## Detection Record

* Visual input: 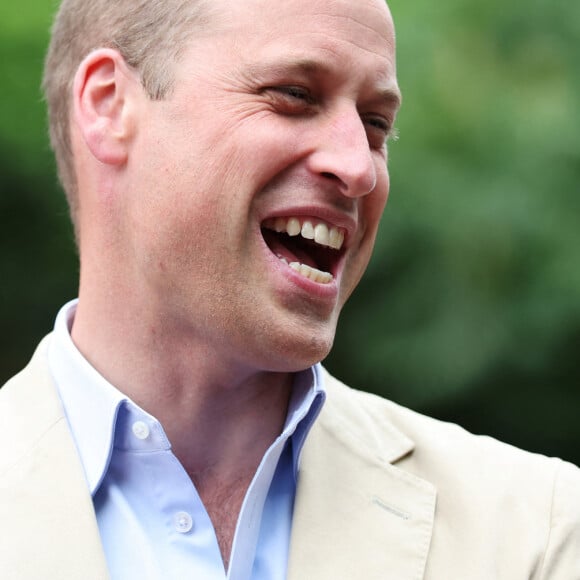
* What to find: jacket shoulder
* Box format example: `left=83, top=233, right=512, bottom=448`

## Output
left=320, top=369, right=580, bottom=579
left=321, top=367, right=578, bottom=475
left=0, top=336, right=63, bottom=473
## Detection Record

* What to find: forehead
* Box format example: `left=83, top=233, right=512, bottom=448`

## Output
left=192, top=0, right=398, bottom=96
left=224, top=0, right=395, bottom=37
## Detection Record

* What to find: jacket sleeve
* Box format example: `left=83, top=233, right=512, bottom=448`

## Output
left=539, top=459, right=580, bottom=580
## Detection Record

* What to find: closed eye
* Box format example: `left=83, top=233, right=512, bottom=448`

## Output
left=274, top=85, right=314, bottom=102
left=365, top=116, right=390, bottom=132
left=363, top=114, right=395, bottom=149
left=262, top=85, right=317, bottom=116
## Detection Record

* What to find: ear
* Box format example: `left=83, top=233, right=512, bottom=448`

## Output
left=73, top=48, right=139, bottom=166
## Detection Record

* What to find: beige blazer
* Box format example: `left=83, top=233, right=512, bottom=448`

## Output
left=1, top=337, right=579, bottom=579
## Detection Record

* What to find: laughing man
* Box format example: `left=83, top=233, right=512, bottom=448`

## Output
left=1, top=0, right=579, bottom=578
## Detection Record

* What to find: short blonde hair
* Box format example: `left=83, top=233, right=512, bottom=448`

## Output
left=43, top=0, right=211, bottom=230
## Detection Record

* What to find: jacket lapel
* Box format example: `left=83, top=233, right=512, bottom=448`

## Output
left=288, top=372, right=436, bottom=580
left=0, top=337, right=110, bottom=580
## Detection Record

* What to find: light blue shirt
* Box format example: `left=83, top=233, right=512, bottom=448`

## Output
left=48, top=300, right=325, bottom=580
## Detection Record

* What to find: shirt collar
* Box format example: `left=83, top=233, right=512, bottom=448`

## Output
left=48, top=299, right=326, bottom=494
left=285, top=364, right=325, bottom=480
left=48, top=299, right=129, bottom=494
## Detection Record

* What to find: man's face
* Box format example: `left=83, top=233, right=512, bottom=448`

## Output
left=122, top=0, right=400, bottom=373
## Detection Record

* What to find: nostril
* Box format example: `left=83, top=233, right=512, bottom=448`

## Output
left=320, top=171, right=348, bottom=191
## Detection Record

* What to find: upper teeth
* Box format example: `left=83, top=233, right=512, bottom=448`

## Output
left=265, top=217, right=345, bottom=250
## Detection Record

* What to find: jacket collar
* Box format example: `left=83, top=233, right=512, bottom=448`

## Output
left=288, top=370, right=436, bottom=580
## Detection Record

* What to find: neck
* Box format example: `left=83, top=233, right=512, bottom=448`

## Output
left=70, top=294, right=295, bottom=481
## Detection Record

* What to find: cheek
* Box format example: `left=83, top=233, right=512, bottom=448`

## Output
left=338, top=197, right=388, bottom=305
left=363, top=167, right=390, bottom=236
left=238, top=117, right=314, bottom=187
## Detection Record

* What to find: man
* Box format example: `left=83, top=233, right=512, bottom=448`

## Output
left=1, top=0, right=579, bottom=578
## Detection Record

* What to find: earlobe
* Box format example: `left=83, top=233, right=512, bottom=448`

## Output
left=73, top=48, right=137, bottom=166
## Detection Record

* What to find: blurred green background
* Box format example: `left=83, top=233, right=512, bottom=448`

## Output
left=1, top=0, right=579, bottom=464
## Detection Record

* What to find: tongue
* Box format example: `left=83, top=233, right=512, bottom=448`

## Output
left=262, top=230, right=318, bottom=269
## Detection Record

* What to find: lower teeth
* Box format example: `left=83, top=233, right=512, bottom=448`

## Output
left=277, top=255, right=333, bottom=284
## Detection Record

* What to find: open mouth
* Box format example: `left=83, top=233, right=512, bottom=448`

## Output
left=261, top=217, right=346, bottom=285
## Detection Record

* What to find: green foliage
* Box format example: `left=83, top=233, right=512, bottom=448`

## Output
left=328, top=0, right=580, bottom=461
left=1, top=0, right=579, bottom=463
left=0, top=1, right=78, bottom=379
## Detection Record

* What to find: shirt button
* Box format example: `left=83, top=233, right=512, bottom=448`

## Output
left=132, top=420, right=150, bottom=440
left=174, top=511, right=193, bottom=533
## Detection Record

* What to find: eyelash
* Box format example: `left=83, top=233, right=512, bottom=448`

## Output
left=265, top=85, right=316, bottom=110
left=364, top=116, right=397, bottom=145
left=276, top=85, right=313, bottom=102
left=364, top=116, right=391, bottom=137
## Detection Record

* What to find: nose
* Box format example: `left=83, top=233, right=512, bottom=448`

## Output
left=307, top=106, right=377, bottom=198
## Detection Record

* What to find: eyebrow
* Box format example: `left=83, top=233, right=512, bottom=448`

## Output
left=245, top=58, right=331, bottom=85
left=246, top=58, right=402, bottom=110
left=373, top=86, right=402, bottom=112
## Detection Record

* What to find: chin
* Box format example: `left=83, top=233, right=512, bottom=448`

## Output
left=256, top=323, right=337, bottom=373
